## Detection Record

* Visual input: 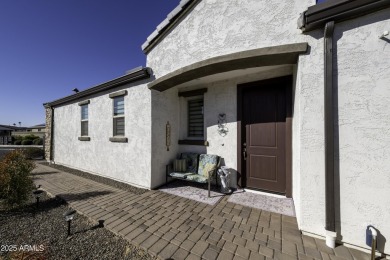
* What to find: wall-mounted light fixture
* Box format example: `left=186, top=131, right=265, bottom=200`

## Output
left=166, top=121, right=171, bottom=151
left=217, top=113, right=228, bottom=137
left=379, top=30, right=389, bottom=39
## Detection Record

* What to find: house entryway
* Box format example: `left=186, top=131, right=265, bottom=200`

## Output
left=238, top=76, right=292, bottom=197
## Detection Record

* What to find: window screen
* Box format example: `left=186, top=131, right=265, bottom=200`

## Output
left=81, top=104, right=88, bottom=136
left=188, top=98, right=204, bottom=137
left=113, top=96, right=125, bottom=136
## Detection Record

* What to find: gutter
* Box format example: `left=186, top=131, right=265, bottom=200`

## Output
left=43, top=66, right=150, bottom=163
left=298, top=0, right=390, bottom=32
left=43, top=67, right=150, bottom=108
left=50, top=107, right=54, bottom=162
left=298, top=0, right=390, bottom=248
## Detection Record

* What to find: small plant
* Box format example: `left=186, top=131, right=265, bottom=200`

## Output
left=21, top=140, right=33, bottom=145
left=14, top=140, right=22, bottom=145
left=33, top=138, right=43, bottom=145
left=23, top=147, right=44, bottom=159
left=0, top=150, right=35, bottom=208
left=23, top=134, right=39, bottom=141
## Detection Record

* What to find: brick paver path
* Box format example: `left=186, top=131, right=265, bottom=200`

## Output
left=33, top=163, right=370, bottom=260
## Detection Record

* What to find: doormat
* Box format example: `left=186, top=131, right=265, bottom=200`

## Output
left=159, top=180, right=224, bottom=206
left=227, top=191, right=295, bottom=216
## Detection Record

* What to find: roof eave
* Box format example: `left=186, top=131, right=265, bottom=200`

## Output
left=298, top=0, right=390, bottom=32
left=148, top=43, right=309, bottom=92
left=141, top=0, right=200, bottom=54
left=43, top=67, right=151, bottom=108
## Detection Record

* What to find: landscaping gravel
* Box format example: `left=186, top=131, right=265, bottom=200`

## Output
left=0, top=192, right=155, bottom=260
left=0, top=148, right=13, bottom=160
left=39, top=162, right=147, bottom=195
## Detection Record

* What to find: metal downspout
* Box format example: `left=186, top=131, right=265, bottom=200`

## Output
left=324, top=21, right=337, bottom=248
left=50, top=107, right=54, bottom=163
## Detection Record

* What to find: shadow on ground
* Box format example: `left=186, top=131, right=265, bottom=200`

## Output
left=32, top=171, right=60, bottom=176
left=0, top=196, right=66, bottom=217
left=73, top=220, right=105, bottom=235
left=56, top=191, right=113, bottom=202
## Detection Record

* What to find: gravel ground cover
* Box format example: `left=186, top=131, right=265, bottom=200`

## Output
left=0, top=149, right=13, bottom=160
left=39, top=162, right=146, bottom=195
left=0, top=192, right=155, bottom=260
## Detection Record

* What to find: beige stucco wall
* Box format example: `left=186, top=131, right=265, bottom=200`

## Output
left=53, top=80, right=152, bottom=189
left=146, top=0, right=390, bottom=253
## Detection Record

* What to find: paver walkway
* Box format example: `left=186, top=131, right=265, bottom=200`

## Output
left=33, top=163, right=370, bottom=260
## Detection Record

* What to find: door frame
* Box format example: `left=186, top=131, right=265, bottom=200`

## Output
left=237, top=75, right=293, bottom=198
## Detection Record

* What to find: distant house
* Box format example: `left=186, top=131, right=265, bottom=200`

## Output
left=0, top=125, right=14, bottom=144
left=28, top=123, right=46, bottom=133
left=11, top=124, right=45, bottom=138
left=0, top=124, right=29, bottom=144
left=0, top=125, right=14, bottom=137
left=44, top=0, right=390, bottom=255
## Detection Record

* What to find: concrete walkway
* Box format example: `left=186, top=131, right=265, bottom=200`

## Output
left=33, top=163, right=369, bottom=260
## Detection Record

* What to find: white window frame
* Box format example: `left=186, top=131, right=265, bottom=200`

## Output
left=81, top=104, right=88, bottom=136
left=113, top=96, right=125, bottom=136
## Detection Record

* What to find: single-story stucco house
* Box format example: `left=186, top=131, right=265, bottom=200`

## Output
left=43, top=0, right=390, bottom=255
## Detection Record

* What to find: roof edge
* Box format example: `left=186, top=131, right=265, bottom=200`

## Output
left=141, top=0, right=200, bottom=54
left=148, top=43, right=308, bottom=92
left=44, top=67, right=151, bottom=108
left=298, top=0, right=390, bottom=32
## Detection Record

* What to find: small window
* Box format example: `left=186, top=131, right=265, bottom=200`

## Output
left=81, top=104, right=88, bottom=136
left=113, top=96, right=125, bottom=136
left=188, top=98, right=204, bottom=137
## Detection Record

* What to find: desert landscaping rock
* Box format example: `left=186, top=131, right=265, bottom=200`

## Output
left=0, top=193, right=155, bottom=260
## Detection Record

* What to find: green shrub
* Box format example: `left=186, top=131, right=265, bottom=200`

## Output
left=23, top=147, right=44, bottom=159
left=0, top=150, right=35, bottom=207
left=33, top=138, right=43, bottom=145
left=21, top=140, right=33, bottom=145
left=13, top=136, right=23, bottom=141
left=14, top=140, right=22, bottom=145
left=23, top=134, right=39, bottom=141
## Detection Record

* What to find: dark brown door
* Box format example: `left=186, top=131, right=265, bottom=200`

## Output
left=238, top=76, right=291, bottom=194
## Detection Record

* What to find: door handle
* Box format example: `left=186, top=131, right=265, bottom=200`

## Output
left=243, top=143, right=247, bottom=160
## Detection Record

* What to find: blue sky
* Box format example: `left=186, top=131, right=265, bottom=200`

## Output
left=0, top=0, right=180, bottom=127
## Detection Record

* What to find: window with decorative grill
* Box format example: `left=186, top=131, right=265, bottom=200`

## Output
left=188, top=98, right=204, bottom=137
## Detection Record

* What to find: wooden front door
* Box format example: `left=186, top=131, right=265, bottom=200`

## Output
left=238, top=76, right=292, bottom=195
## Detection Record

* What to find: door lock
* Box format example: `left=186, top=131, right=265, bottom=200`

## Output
left=243, top=142, right=247, bottom=160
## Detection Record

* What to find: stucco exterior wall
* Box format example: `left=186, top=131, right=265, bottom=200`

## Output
left=333, top=10, right=390, bottom=253
left=146, top=0, right=390, bottom=254
left=53, top=81, right=152, bottom=189
left=150, top=88, right=180, bottom=189
left=147, top=0, right=314, bottom=77
left=146, top=0, right=326, bottom=242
